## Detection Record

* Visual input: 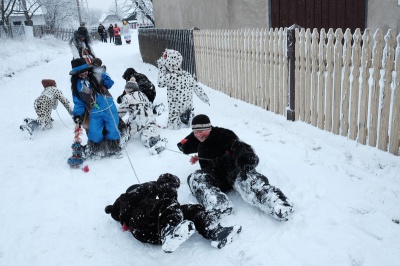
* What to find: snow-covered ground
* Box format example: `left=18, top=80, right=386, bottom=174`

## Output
left=1, top=31, right=399, bottom=266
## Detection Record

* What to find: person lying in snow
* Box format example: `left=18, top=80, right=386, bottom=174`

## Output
left=157, top=49, right=209, bottom=130
left=117, top=77, right=168, bottom=154
left=105, top=173, right=242, bottom=253
left=20, top=79, right=72, bottom=140
left=177, top=114, right=294, bottom=221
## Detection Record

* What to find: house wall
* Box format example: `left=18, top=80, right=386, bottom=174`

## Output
left=153, top=0, right=400, bottom=33
left=153, top=0, right=269, bottom=29
left=9, top=14, right=45, bottom=26
left=367, top=0, right=400, bottom=33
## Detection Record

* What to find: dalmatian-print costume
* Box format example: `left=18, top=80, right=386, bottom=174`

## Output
left=118, top=81, right=167, bottom=155
left=20, top=79, right=72, bottom=139
left=157, top=49, right=209, bottom=130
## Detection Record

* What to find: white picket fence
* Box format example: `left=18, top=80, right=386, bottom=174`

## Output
left=193, top=28, right=400, bottom=156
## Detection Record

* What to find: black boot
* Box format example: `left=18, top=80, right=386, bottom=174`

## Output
left=210, top=224, right=242, bottom=249
left=106, top=139, right=123, bottom=159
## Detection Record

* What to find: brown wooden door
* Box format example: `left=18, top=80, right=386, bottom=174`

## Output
left=271, top=0, right=366, bottom=32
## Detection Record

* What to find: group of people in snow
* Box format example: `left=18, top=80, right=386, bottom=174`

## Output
left=19, top=32, right=294, bottom=252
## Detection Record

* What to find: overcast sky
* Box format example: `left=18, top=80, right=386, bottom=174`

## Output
left=85, top=0, right=115, bottom=13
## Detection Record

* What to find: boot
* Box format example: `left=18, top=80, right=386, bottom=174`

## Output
left=262, top=186, right=294, bottom=221
left=161, top=220, right=195, bottom=253
left=179, top=108, right=194, bottom=126
left=149, top=138, right=168, bottom=155
left=234, top=170, right=294, bottom=221
left=84, top=141, right=106, bottom=160
left=153, top=103, right=165, bottom=116
left=106, top=139, right=123, bottom=159
left=20, top=120, right=39, bottom=140
left=210, top=224, right=242, bottom=249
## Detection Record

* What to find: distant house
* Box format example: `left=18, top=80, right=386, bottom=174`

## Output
left=7, top=9, right=45, bottom=26
left=101, top=14, right=120, bottom=26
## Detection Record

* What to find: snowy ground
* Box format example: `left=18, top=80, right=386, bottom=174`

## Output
left=1, top=31, right=400, bottom=266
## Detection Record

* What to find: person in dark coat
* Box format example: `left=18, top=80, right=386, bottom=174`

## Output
left=69, top=26, right=95, bottom=60
left=105, top=173, right=242, bottom=253
left=97, top=23, right=107, bottom=43
left=107, top=24, right=114, bottom=43
left=118, top=67, right=157, bottom=103
left=177, top=114, right=294, bottom=221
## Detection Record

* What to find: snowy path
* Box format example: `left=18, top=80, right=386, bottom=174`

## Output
left=0, top=31, right=399, bottom=266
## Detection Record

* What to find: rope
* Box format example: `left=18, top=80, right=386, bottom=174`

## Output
left=55, top=109, right=70, bottom=129
left=101, top=93, right=141, bottom=184
left=164, top=148, right=214, bottom=161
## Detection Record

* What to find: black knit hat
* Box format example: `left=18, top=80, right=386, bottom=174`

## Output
left=157, top=173, right=180, bottom=189
left=69, top=58, right=92, bottom=75
left=192, top=114, right=211, bottom=131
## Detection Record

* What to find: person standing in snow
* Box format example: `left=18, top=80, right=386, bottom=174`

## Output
left=105, top=173, right=242, bottom=253
left=177, top=114, right=294, bottom=221
left=107, top=24, right=114, bottom=43
left=69, top=58, right=121, bottom=159
left=117, top=77, right=168, bottom=154
left=20, top=79, right=72, bottom=139
left=69, top=26, right=96, bottom=61
left=113, top=23, right=122, bottom=45
left=122, top=20, right=131, bottom=44
left=157, top=49, right=210, bottom=129
left=97, top=23, right=107, bottom=43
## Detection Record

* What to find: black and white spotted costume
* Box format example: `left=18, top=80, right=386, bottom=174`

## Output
left=20, top=79, right=72, bottom=139
left=118, top=80, right=167, bottom=155
left=157, top=49, right=209, bottom=130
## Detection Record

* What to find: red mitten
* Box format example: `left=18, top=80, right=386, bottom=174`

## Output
left=190, top=155, right=199, bottom=165
left=122, top=223, right=130, bottom=231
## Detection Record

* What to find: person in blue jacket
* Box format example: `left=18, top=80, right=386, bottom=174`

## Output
left=69, top=58, right=122, bottom=159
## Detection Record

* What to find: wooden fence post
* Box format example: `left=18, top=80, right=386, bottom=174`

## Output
left=378, top=29, right=395, bottom=151
left=333, top=28, right=344, bottom=135
left=349, top=29, right=362, bottom=140
left=317, top=29, right=327, bottom=130
left=369, top=29, right=383, bottom=147
left=310, top=28, right=319, bottom=126
left=389, top=33, right=400, bottom=155
left=325, top=29, right=335, bottom=132
left=358, top=29, right=372, bottom=145
left=341, top=28, right=352, bottom=136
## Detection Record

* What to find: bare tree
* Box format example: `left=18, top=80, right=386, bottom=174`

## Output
left=18, top=0, right=42, bottom=26
left=39, top=0, right=77, bottom=29
left=133, top=0, right=153, bottom=25
left=1, top=0, right=18, bottom=35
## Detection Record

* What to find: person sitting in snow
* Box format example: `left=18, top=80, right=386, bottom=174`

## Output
left=20, top=79, right=72, bottom=139
left=105, top=173, right=242, bottom=253
left=117, top=77, right=167, bottom=154
left=118, top=67, right=156, bottom=103
left=177, top=114, right=294, bottom=221
left=118, top=67, right=165, bottom=118
left=69, top=26, right=96, bottom=63
left=69, top=58, right=122, bottom=159
left=157, top=49, right=210, bottom=129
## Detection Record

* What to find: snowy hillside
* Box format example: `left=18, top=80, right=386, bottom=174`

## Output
left=0, top=31, right=399, bottom=266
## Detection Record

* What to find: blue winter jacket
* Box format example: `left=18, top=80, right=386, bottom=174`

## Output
left=72, top=73, right=115, bottom=117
